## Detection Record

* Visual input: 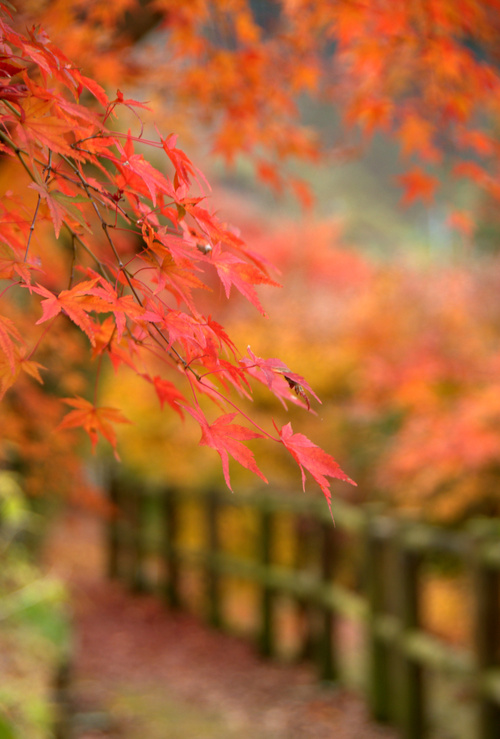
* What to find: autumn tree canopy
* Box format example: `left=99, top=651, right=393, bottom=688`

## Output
left=2, top=0, right=500, bottom=511
left=21, top=0, right=500, bottom=204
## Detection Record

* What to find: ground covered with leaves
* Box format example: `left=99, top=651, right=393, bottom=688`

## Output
left=45, top=511, right=398, bottom=739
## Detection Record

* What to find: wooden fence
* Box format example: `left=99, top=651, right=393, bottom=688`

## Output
left=106, top=477, right=500, bottom=739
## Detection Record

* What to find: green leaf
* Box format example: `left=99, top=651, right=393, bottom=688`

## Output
left=0, top=713, right=18, bottom=739
left=0, top=472, right=27, bottom=527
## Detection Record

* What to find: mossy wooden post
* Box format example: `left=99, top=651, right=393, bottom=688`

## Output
left=162, top=487, right=180, bottom=609
left=471, top=524, right=500, bottom=739
left=52, top=657, right=72, bottom=739
left=317, top=519, right=338, bottom=682
left=106, top=474, right=121, bottom=580
left=206, top=489, right=223, bottom=629
left=294, top=514, right=316, bottom=661
left=120, top=482, right=136, bottom=587
left=396, top=529, right=424, bottom=739
left=259, top=502, right=275, bottom=657
left=366, top=512, right=392, bottom=723
left=131, top=486, right=147, bottom=593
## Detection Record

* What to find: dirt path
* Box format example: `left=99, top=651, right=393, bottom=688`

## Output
left=45, top=511, right=399, bottom=739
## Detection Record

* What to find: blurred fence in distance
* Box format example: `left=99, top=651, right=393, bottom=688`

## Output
left=106, top=476, right=500, bottom=739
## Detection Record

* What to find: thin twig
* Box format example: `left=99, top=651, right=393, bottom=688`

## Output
left=67, top=232, right=76, bottom=289
left=24, top=193, right=41, bottom=262
left=24, top=151, right=52, bottom=262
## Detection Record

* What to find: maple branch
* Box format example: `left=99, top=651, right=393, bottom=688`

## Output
left=66, top=160, right=137, bottom=277
left=93, top=352, right=104, bottom=407
left=53, top=156, right=140, bottom=295
left=62, top=224, right=112, bottom=282
left=24, top=193, right=41, bottom=262
left=0, top=282, right=19, bottom=301
left=68, top=232, right=76, bottom=289
left=151, top=332, right=202, bottom=380
left=24, top=151, right=52, bottom=262
left=56, top=167, right=131, bottom=222
left=0, top=128, right=39, bottom=189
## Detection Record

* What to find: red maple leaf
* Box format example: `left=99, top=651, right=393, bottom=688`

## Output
left=161, top=132, right=209, bottom=193
left=240, top=346, right=321, bottom=410
left=141, top=374, right=186, bottom=418
left=452, top=161, right=488, bottom=186
left=185, top=406, right=267, bottom=491
left=114, top=133, right=175, bottom=206
left=277, top=422, right=356, bottom=515
left=73, top=70, right=109, bottom=107
left=211, top=244, right=281, bottom=315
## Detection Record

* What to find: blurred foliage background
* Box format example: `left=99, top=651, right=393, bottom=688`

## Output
left=3, top=3, right=500, bottom=735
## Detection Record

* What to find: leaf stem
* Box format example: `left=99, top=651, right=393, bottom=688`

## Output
left=26, top=317, right=58, bottom=361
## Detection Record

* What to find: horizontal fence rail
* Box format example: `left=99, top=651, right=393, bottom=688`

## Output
left=106, top=477, right=500, bottom=739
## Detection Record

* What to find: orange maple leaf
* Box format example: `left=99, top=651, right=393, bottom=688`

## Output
left=31, top=280, right=112, bottom=345
left=397, top=167, right=439, bottom=205
left=398, top=114, right=439, bottom=161
left=0, top=313, right=24, bottom=373
left=58, top=396, right=130, bottom=459
left=14, top=95, right=78, bottom=159
left=447, top=210, right=474, bottom=237
left=29, top=182, right=92, bottom=238
left=0, top=242, right=40, bottom=283
left=185, top=406, right=267, bottom=491
left=0, top=347, right=44, bottom=400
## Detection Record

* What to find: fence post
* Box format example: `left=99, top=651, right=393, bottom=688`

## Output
left=396, top=527, right=424, bottom=739
left=294, top=514, right=316, bottom=661
left=106, top=475, right=121, bottom=580
left=470, top=522, right=500, bottom=739
left=130, top=486, right=147, bottom=593
left=316, top=520, right=338, bottom=682
left=206, top=489, right=223, bottom=629
left=52, top=656, right=73, bottom=739
left=162, top=487, right=180, bottom=609
left=119, top=482, right=136, bottom=587
left=365, top=511, right=392, bottom=723
left=259, top=502, right=275, bottom=657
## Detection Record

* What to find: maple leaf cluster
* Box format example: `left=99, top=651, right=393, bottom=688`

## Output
left=0, top=4, right=353, bottom=512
